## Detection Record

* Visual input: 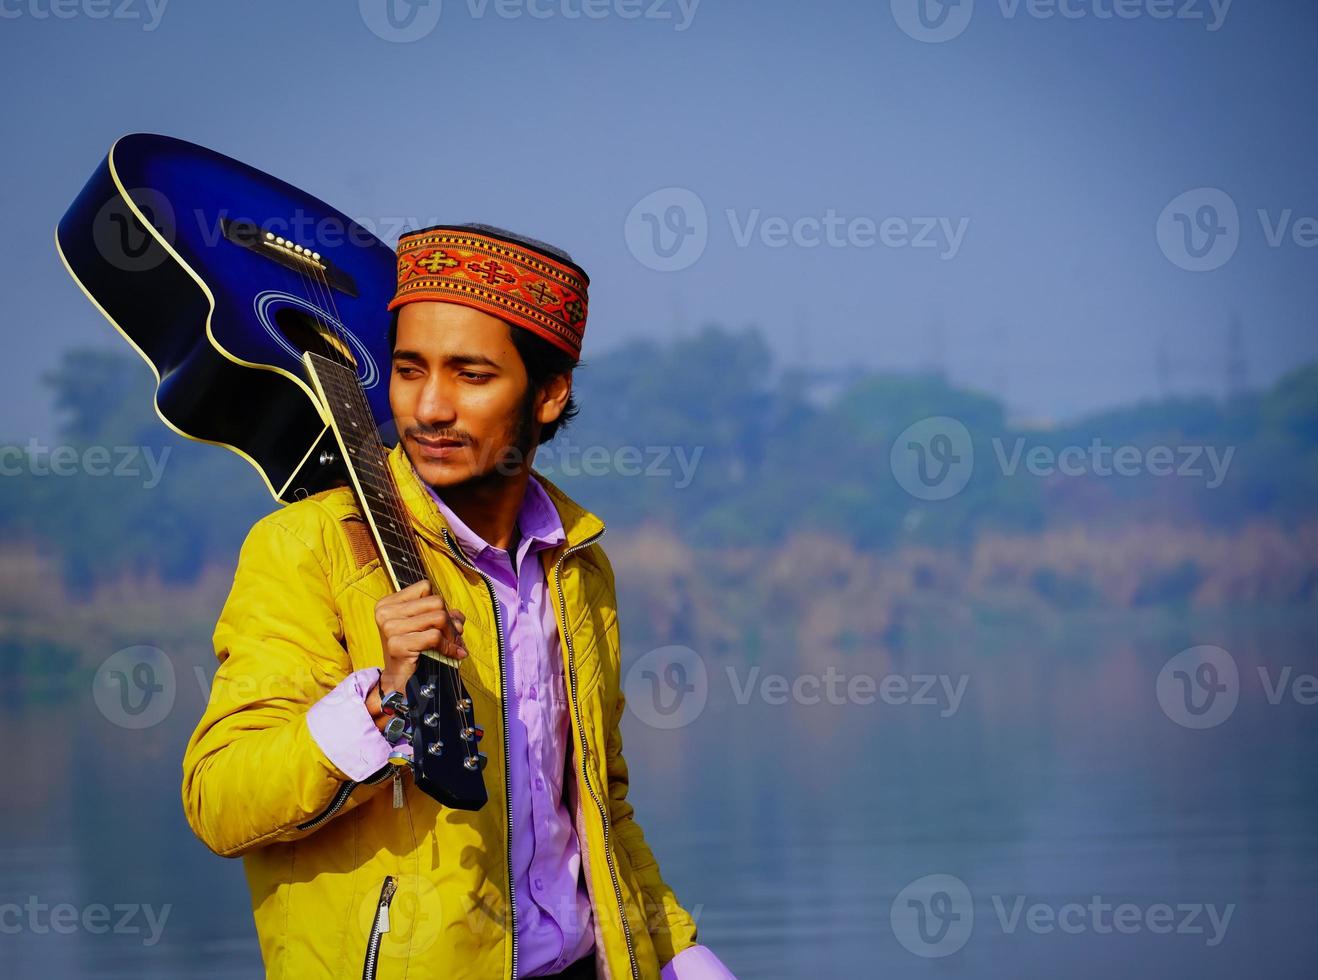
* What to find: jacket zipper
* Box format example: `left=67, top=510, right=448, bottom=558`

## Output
left=296, top=762, right=396, bottom=833
left=361, top=875, right=398, bottom=980
left=442, top=528, right=519, bottom=980
left=553, top=526, right=641, bottom=980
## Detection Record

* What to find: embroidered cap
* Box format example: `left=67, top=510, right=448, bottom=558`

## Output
left=389, top=224, right=590, bottom=362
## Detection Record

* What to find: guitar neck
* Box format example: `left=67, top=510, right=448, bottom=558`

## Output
left=302, top=350, right=431, bottom=592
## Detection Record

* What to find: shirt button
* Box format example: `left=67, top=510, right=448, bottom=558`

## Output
left=529, top=686, right=537, bottom=700
left=535, top=777, right=544, bottom=790
left=534, top=878, right=543, bottom=890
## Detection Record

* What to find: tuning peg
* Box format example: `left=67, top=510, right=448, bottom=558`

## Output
left=464, top=752, right=488, bottom=772
left=461, top=725, right=484, bottom=742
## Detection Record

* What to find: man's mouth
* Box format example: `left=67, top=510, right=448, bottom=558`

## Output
left=413, top=436, right=466, bottom=449
left=412, top=435, right=468, bottom=460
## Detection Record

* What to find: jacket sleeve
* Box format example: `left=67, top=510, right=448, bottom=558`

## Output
left=596, top=549, right=701, bottom=966
left=181, top=513, right=388, bottom=858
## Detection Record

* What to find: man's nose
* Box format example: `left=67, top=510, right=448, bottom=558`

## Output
left=414, top=377, right=457, bottom=426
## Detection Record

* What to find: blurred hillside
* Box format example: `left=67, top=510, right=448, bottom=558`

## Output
left=2, top=329, right=1316, bottom=704
left=1, top=325, right=1316, bottom=599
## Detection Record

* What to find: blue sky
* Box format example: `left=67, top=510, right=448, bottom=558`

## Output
left=4, top=0, right=1315, bottom=439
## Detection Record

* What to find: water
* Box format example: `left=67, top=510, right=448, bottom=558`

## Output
left=2, top=607, right=1314, bottom=978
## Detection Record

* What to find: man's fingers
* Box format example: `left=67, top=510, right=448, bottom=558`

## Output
left=375, top=581, right=466, bottom=662
left=383, top=591, right=443, bottom=612
left=376, top=584, right=427, bottom=626
left=378, top=581, right=437, bottom=610
left=394, top=597, right=450, bottom=618
left=377, top=596, right=446, bottom=627
left=388, top=610, right=452, bottom=636
left=385, top=603, right=464, bottom=632
left=398, top=629, right=468, bottom=660
left=407, top=628, right=443, bottom=651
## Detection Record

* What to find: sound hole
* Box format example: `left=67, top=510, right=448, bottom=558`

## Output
left=274, top=307, right=357, bottom=367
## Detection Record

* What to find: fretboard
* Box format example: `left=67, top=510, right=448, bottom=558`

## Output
left=304, top=351, right=429, bottom=591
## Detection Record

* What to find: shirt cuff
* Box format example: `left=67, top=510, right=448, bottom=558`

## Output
left=305, top=666, right=395, bottom=782
left=661, top=944, right=738, bottom=979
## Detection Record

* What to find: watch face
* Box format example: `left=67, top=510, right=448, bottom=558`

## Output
left=384, top=716, right=408, bottom=744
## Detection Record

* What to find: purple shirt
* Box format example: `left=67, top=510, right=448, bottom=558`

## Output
left=305, top=471, right=737, bottom=979
left=424, top=474, right=595, bottom=976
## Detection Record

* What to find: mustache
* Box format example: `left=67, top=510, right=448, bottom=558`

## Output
left=406, top=426, right=471, bottom=445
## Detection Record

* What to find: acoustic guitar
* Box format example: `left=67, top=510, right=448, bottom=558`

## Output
left=56, top=133, right=488, bottom=810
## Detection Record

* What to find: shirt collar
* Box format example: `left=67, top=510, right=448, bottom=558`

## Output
left=420, top=471, right=566, bottom=564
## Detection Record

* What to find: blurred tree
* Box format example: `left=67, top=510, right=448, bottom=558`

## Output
left=3, top=339, right=1316, bottom=590
left=1, top=348, right=270, bottom=593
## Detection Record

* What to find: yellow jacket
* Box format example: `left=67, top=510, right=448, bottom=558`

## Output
left=181, top=442, right=699, bottom=979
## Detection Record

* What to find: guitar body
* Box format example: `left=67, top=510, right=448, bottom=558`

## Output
left=55, top=132, right=396, bottom=502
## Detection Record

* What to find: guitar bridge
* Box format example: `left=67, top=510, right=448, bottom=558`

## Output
left=221, top=218, right=359, bottom=297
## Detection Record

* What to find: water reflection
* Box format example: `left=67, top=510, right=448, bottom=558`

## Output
left=1, top=609, right=1314, bottom=977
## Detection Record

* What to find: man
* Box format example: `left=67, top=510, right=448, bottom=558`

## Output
left=181, top=225, right=735, bottom=980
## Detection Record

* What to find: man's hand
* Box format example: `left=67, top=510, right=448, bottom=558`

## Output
left=367, top=580, right=467, bottom=723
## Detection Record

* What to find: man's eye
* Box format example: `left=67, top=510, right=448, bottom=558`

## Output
left=394, top=366, right=421, bottom=378
left=460, top=372, right=491, bottom=381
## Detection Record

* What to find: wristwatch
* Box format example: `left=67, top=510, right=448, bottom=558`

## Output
left=368, top=675, right=408, bottom=717
left=382, top=714, right=409, bottom=745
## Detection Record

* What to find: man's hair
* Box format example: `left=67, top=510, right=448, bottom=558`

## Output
left=388, top=223, right=581, bottom=445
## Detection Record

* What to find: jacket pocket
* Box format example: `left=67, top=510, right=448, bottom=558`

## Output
left=361, top=875, right=398, bottom=980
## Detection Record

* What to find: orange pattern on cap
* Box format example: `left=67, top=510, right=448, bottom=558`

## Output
left=389, top=227, right=589, bottom=361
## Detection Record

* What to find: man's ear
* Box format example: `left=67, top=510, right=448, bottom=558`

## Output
left=535, top=372, right=572, bottom=426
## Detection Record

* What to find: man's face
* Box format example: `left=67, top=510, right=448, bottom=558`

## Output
left=390, top=301, right=543, bottom=489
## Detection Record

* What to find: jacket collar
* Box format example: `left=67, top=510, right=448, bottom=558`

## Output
left=386, top=441, right=606, bottom=556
